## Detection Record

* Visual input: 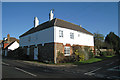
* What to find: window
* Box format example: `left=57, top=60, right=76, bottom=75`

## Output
left=78, top=34, right=80, bottom=37
left=70, top=32, right=74, bottom=39
left=28, top=36, right=31, bottom=42
left=64, top=46, right=70, bottom=56
left=59, top=30, right=63, bottom=37
left=36, top=35, right=38, bottom=40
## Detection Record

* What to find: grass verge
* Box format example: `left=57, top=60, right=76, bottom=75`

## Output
left=73, top=58, right=102, bottom=65
left=105, top=55, right=115, bottom=58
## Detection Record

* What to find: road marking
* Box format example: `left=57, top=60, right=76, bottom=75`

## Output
left=84, top=72, right=95, bottom=75
left=2, top=62, right=9, bottom=66
left=84, top=67, right=102, bottom=76
left=15, top=67, right=37, bottom=77
left=86, top=67, right=102, bottom=73
left=106, top=62, right=114, bottom=65
left=108, top=65, right=120, bottom=71
left=107, top=76, right=120, bottom=79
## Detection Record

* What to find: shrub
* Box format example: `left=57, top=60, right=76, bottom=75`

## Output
left=100, top=50, right=115, bottom=57
left=89, top=50, right=94, bottom=59
left=56, top=51, right=64, bottom=63
left=57, top=51, right=75, bottom=63
left=74, top=48, right=85, bottom=61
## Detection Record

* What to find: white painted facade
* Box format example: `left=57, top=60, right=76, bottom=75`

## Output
left=8, top=41, right=19, bottom=51
left=20, top=26, right=94, bottom=47
left=20, top=27, right=54, bottom=47
left=54, top=26, right=94, bottom=46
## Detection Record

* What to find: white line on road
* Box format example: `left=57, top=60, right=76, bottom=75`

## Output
left=106, top=62, right=114, bottom=65
left=2, top=62, right=9, bottom=66
left=87, top=67, right=102, bottom=73
left=84, top=67, right=102, bottom=75
left=84, top=72, right=95, bottom=75
left=15, top=67, right=37, bottom=77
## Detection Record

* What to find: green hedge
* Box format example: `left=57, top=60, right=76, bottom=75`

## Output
left=100, top=51, right=115, bottom=57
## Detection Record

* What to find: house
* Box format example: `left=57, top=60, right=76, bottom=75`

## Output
left=19, top=10, right=94, bottom=63
left=2, top=34, right=19, bottom=56
left=0, top=40, right=2, bottom=55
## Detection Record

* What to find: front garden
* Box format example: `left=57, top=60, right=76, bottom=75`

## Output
left=6, top=46, right=117, bottom=65
left=56, top=46, right=117, bottom=65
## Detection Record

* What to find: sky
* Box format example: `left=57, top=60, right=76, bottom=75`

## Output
left=2, top=2, right=118, bottom=40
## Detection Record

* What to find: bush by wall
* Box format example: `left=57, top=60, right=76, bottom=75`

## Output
left=100, top=50, right=115, bottom=57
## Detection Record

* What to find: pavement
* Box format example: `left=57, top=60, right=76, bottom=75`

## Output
left=2, top=55, right=120, bottom=79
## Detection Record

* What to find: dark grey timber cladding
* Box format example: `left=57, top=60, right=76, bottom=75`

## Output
left=38, top=43, right=54, bottom=63
left=37, top=44, right=42, bottom=61
left=23, top=46, right=28, bottom=55
left=29, top=45, right=34, bottom=60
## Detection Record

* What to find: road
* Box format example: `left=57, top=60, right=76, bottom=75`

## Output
left=2, top=55, right=120, bottom=79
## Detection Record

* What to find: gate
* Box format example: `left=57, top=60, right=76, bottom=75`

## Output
left=34, top=47, right=38, bottom=60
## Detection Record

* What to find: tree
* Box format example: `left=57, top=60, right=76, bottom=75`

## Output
left=94, top=33, right=104, bottom=54
left=105, top=32, right=120, bottom=54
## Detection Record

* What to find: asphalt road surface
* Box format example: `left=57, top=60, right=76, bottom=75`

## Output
left=2, top=55, right=120, bottom=79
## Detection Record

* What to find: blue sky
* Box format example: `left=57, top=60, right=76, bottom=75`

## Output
left=2, top=2, right=118, bottom=39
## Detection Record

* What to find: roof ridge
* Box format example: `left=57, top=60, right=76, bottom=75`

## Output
left=54, top=18, right=57, bottom=25
left=56, top=18, right=81, bottom=27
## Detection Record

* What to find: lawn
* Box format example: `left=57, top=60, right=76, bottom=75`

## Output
left=73, top=58, right=102, bottom=65
left=79, top=58, right=102, bottom=63
left=105, top=55, right=115, bottom=58
left=23, top=55, right=116, bottom=65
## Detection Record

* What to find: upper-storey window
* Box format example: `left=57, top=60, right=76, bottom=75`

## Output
left=78, top=34, right=80, bottom=37
left=70, top=32, right=74, bottom=39
left=59, top=30, right=63, bottom=37
left=28, top=36, right=31, bottom=42
left=36, top=35, right=38, bottom=40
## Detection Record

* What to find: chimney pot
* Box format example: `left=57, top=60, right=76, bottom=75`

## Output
left=7, top=34, right=10, bottom=42
left=49, top=9, right=54, bottom=21
left=34, top=17, right=39, bottom=27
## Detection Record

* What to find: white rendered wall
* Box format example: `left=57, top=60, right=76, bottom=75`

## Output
left=54, top=26, right=94, bottom=46
left=20, top=27, right=54, bottom=47
left=8, top=41, right=19, bottom=51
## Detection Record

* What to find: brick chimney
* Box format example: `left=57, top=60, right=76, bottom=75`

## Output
left=7, top=34, right=10, bottom=42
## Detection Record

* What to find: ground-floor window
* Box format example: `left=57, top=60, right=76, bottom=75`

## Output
left=64, top=46, right=70, bottom=56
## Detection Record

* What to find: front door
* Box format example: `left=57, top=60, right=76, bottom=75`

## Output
left=34, top=47, right=38, bottom=60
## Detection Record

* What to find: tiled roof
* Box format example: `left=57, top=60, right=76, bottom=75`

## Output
left=19, top=18, right=93, bottom=37
left=4, top=37, right=19, bottom=43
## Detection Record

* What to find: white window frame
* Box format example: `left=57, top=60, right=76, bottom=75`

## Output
left=64, top=46, right=70, bottom=56
left=59, top=30, right=63, bottom=37
left=70, top=32, right=74, bottom=39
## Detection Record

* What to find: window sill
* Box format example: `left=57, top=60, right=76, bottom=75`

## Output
left=64, top=54, right=70, bottom=56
